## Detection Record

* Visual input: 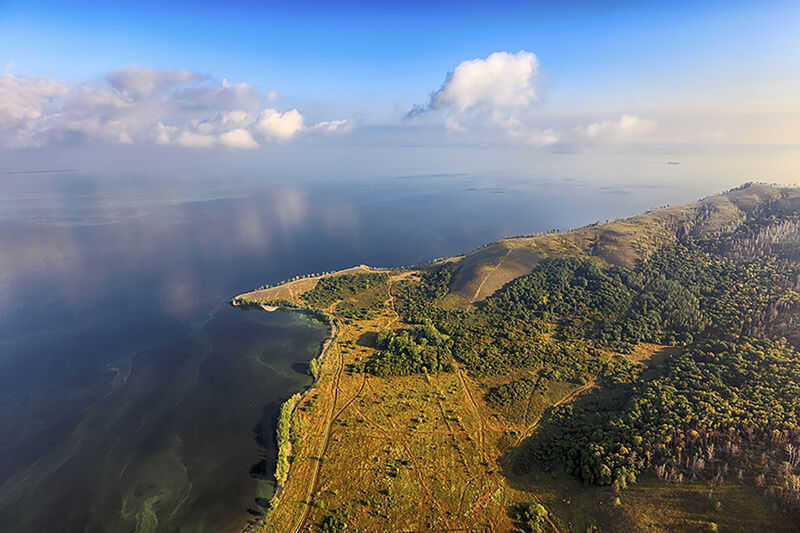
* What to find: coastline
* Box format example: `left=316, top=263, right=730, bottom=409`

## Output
left=275, top=317, right=337, bottom=493
left=235, top=302, right=338, bottom=532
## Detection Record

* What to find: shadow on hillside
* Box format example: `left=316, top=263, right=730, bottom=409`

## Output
left=497, top=384, right=638, bottom=530
left=498, top=384, right=605, bottom=493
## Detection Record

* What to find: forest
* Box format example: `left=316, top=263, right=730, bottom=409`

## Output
left=373, top=200, right=800, bottom=514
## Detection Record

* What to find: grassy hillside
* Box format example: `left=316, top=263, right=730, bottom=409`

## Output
left=445, top=182, right=796, bottom=308
left=234, top=183, right=800, bottom=533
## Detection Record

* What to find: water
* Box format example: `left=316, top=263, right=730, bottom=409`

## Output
left=0, top=155, right=771, bottom=532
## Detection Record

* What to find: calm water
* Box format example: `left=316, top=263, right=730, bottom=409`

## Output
left=0, top=161, right=742, bottom=532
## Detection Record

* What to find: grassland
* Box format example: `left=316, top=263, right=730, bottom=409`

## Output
left=247, top=277, right=601, bottom=532
left=234, top=183, right=800, bottom=532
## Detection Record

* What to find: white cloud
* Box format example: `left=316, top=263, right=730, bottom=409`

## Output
left=173, top=78, right=262, bottom=112
left=580, top=114, right=656, bottom=139
left=220, top=109, right=256, bottom=128
left=255, top=108, right=304, bottom=140
left=409, top=51, right=545, bottom=143
left=106, top=66, right=204, bottom=99
left=0, top=74, right=68, bottom=146
left=219, top=128, right=259, bottom=149
left=308, top=119, right=352, bottom=134
left=174, top=130, right=218, bottom=149
left=408, top=52, right=669, bottom=148
left=0, top=67, right=348, bottom=149
left=431, top=51, right=540, bottom=113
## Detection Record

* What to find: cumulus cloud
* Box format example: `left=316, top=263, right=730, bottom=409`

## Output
left=0, top=66, right=349, bottom=149
left=429, top=51, right=539, bottom=113
left=409, top=51, right=548, bottom=143
left=219, top=128, right=259, bottom=149
left=0, top=74, right=68, bottom=146
left=580, top=114, right=656, bottom=139
left=407, top=50, right=540, bottom=136
left=256, top=108, right=304, bottom=139
left=408, top=51, right=663, bottom=148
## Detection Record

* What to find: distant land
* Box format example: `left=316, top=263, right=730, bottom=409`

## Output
left=233, top=183, right=800, bottom=532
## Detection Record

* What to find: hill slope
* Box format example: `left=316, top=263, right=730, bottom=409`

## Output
left=445, top=182, right=793, bottom=307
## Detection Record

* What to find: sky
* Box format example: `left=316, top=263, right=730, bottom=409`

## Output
left=0, top=0, right=798, bottom=178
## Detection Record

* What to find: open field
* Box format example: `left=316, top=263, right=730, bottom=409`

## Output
left=261, top=291, right=599, bottom=532
left=505, top=465, right=794, bottom=533
left=252, top=276, right=792, bottom=531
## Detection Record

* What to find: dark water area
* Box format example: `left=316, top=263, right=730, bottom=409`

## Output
left=0, top=166, right=719, bottom=532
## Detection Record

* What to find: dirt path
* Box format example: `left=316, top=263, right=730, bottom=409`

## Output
left=291, top=324, right=344, bottom=533
left=384, top=271, right=412, bottom=329
left=470, top=249, right=512, bottom=303
left=454, top=366, right=485, bottom=464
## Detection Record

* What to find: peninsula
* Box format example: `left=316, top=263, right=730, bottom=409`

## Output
left=234, top=183, right=800, bottom=532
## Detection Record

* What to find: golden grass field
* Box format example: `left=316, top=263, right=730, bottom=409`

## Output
left=260, top=275, right=599, bottom=532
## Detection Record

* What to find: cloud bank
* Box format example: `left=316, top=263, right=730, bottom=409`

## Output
left=0, top=66, right=348, bottom=149
left=580, top=114, right=656, bottom=140
left=0, top=57, right=667, bottom=151
left=409, top=51, right=659, bottom=147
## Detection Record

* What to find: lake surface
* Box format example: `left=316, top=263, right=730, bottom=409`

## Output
left=0, top=159, right=750, bottom=532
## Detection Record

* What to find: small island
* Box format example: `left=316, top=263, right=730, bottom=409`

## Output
left=234, top=183, right=800, bottom=532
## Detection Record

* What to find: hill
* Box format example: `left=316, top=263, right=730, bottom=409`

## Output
left=233, top=183, right=800, bottom=532
left=446, top=182, right=793, bottom=307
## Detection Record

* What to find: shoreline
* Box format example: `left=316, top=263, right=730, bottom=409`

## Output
left=238, top=303, right=338, bottom=532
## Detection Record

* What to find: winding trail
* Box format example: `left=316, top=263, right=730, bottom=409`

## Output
left=470, top=249, right=512, bottom=304
left=384, top=272, right=412, bottom=329
left=289, top=322, right=342, bottom=533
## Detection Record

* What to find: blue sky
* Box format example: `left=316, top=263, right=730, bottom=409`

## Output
left=0, top=0, right=798, bottom=158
